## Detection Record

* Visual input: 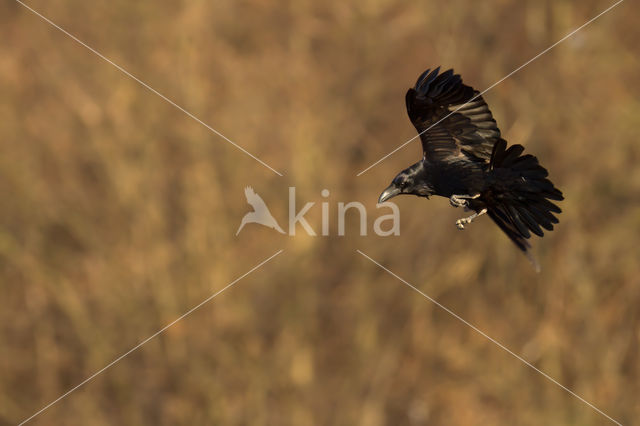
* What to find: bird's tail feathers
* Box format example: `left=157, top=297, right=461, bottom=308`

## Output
left=487, top=207, right=540, bottom=272
left=487, top=140, right=563, bottom=269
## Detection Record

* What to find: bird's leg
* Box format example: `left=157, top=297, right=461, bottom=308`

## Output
left=456, top=208, right=487, bottom=230
left=449, top=193, right=480, bottom=208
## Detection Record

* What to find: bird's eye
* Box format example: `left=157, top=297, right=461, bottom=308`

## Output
left=393, top=176, right=409, bottom=190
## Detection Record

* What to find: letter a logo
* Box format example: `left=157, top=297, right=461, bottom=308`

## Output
left=236, top=187, right=285, bottom=235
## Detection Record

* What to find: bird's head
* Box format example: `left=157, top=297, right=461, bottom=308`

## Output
left=378, top=161, right=434, bottom=203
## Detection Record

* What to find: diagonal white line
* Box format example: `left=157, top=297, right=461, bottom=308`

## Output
left=18, top=249, right=284, bottom=426
left=15, top=0, right=284, bottom=177
left=356, top=0, right=625, bottom=176
left=356, top=249, right=622, bottom=425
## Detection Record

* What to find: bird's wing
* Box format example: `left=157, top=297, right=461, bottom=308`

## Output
left=244, top=186, right=265, bottom=209
left=405, top=67, right=501, bottom=165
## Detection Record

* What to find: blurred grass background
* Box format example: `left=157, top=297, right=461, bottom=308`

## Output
left=1, top=0, right=639, bottom=424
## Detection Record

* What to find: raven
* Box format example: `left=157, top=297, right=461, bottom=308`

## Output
left=378, top=67, right=563, bottom=268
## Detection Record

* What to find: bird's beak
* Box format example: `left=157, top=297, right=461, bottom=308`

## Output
left=378, top=184, right=401, bottom=204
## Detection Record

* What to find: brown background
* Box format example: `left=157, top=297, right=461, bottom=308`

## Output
left=1, top=0, right=639, bottom=424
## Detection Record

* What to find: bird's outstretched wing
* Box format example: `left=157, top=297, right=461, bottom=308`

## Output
left=244, top=186, right=265, bottom=209
left=405, top=67, right=501, bottom=165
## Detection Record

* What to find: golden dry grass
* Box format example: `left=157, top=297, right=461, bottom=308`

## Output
left=1, top=0, right=639, bottom=424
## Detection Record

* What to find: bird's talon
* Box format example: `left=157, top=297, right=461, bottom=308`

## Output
left=450, top=195, right=468, bottom=208
left=455, top=208, right=487, bottom=231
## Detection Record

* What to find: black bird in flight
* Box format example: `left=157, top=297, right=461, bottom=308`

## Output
left=378, top=67, right=563, bottom=269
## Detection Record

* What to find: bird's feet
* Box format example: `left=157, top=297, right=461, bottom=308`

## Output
left=455, top=216, right=472, bottom=230
left=449, top=193, right=480, bottom=208
left=455, top=208, right=487, bottom=230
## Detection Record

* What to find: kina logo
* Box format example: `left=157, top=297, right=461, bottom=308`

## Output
left=236, top=187, right=286, bottom=236
left=236, top=187, right=400, bottom=237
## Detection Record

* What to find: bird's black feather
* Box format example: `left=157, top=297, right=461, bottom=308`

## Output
left=406, top=68, right=499, bottom=164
